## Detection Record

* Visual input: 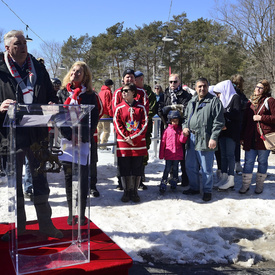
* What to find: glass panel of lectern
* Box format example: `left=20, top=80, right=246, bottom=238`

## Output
left=2, top=103, right=93, bottom=274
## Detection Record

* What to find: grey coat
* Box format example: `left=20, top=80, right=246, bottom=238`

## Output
left=182, top=92, right=225, bottom=151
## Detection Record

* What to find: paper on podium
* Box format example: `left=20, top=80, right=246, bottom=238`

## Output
left=59, top=138, right=89, bottom=165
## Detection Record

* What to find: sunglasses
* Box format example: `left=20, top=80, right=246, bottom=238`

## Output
left=122, top=89, right=132, bottom=93
left=169, top=80, right=178, bottom=84
left=255, top=86, right=264, bottom=90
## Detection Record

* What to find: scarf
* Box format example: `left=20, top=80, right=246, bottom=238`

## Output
left=213, top=80, right=236, bottom=108
left=250, top=94, right=263, bottom=107
left=64, top=83, right=86, bottom=105
left=4, top=51, right=36, bottom=104
left=169, top=85, right=182, bottom=105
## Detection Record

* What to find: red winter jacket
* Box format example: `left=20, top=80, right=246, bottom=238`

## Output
left=99, top=85, right=113, bottom=117
left=241, top=96, right=275, bottom=151
left=159, top=124, right=187, bottom=160
left=113, top=100, right=148, bottom=157
left=93, top=92, right=103, bottom=143
left=111, top=86, right=149, bottom=117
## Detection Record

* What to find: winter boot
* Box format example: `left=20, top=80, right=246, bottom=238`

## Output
left=215, top=173, right=228, bottom=187
left=170, top=178, right=177, bottom=190
left=255, top=173, right=267, bottom=194
left=130, top=176, right=141, bottom=203
left=239, top=173, right=253, bottom=194
left=235, top=162, right=243, bottom=174
left=218, top=175, right=234, bottom=191
left=159, top=179, right=167, bottom=194
left=121, top=176, right=131, bottom=202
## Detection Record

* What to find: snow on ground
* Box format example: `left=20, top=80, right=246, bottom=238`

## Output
left=1, top=130, right=275, bottom=268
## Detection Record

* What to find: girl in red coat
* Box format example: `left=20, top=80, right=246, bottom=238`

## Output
left=159, top=110, right=187, bottom=193
left=113, top=83, right=148, bottom=202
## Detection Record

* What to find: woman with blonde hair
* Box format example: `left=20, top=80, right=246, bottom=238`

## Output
left=57, top=61, right=99, bottom=225
left=240, top=79, right=275, bottom=194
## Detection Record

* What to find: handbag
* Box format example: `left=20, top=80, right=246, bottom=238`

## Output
left=256, top=98, right=275, bottom=150
left=258, top=123, right=275, bottom=150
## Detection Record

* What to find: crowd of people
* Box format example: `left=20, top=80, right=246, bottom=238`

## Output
left=0, top=30, right=275, bottom=241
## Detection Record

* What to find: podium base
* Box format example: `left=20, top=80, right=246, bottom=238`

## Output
left=0, top=217, right=133, bottom=275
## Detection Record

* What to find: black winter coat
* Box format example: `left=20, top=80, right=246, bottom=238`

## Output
left=219, top=94, right=241, bottom=142
left=0, top=52, right=58, bottom=149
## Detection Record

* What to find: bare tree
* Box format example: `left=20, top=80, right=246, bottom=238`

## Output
left=0, top=29, right=4, bottom=51
left=40, top=41, right=63, bottom=78
left=215, top=0, right=275, bottom=85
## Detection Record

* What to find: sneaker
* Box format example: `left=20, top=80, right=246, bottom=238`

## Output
left=182, top=188, right=200, bottom=195
left=202, top=192, right=212, bottom=202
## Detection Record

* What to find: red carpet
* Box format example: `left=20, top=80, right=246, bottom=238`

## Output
left=0, top=217, right=133, bottom=274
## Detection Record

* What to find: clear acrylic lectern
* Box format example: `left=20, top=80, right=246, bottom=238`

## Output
left=3, top=103, right=93, bottom=274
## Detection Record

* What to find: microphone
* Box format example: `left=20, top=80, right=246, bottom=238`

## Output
left=15, top=69, right=31, bottom=103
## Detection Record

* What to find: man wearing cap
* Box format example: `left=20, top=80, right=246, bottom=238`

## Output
left=97, top=79, right=114, bottom=150
left=158, top=73, right=192, bottom=187
left=111, top=69, right=149, bottom=116
left=111, top=69, right=149, bottom=190
left=135, top=71, right=157, bottom=187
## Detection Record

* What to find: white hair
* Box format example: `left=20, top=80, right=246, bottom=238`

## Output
left=4, top=30, right=24, bottom=46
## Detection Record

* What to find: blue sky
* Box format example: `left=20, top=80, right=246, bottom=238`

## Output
left=0, top=0, right=230, bottom=54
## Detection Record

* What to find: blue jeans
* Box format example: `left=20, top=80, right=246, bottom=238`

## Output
left=162, top=160, right=180, bottom=181
left=185, top=133, right=215, bottom=193
left=23, top=157, right=33, bottom=192
left=243, top=149, right=270, bottom=174
left=219, top=136, right=236, bottom=176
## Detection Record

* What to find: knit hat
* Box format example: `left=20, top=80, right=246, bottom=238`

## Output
left=123, top=69, right=135, bottom=78
left=167, top=110, right=181, bottom=121
left=105, top=79, right=114, bottom=86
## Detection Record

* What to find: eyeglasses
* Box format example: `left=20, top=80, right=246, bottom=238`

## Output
left=169, top=80, right=178, bottom=84
left=256, top=86, right=264, bottom=90
left=122, top=89, right=131, bottom=93
left=155, top=87, right=160, bottom=90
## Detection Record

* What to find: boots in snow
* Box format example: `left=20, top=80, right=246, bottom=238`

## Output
left=170, top=178, right=177, bottom=190
left=159, top=179, right=167, bottom=194
left=130, top=176, right=141, bottom=203
left=215, top=173, right=228, bottom=187
left=218, top=175, right=234, bottom=191
left=255, top=173, right=267, bottom=194
left=121, top=176, right=131, bottom=202
left=239, top=173, right=253, bottom=194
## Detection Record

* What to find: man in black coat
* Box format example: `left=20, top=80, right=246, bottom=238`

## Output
left=158, top=74, right=192, bottom=186
left=0, top=30, right=63, bottom=240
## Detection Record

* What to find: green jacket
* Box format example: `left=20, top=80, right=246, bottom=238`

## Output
left=182, top=92, right=225, bottom=151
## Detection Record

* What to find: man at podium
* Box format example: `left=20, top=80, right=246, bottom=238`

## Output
left=0, top=30, right=63, bottom=240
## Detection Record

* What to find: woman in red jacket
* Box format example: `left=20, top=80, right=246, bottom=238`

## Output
left=113, top=83, right=148, bottom=202
left=240, top=79, right=275, bottom=194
